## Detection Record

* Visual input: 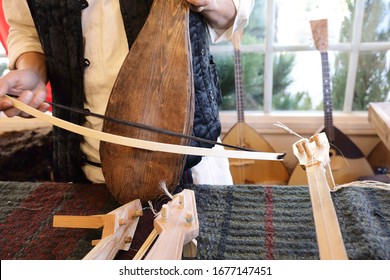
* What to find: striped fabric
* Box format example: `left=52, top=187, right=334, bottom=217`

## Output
left=1, top=182, right=389, bottom=259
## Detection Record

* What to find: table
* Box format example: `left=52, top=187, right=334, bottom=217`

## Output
left=368, top=102, right=390, bottom=151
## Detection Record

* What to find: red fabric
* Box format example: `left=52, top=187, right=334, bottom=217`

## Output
left=0, top=0, right=9, bottom=54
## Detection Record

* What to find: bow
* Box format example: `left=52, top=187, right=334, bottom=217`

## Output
left=5, top=95, right=285, bottom=161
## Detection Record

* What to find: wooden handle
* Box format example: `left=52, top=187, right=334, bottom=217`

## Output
left=306, top=163, right=348, bottom=259
left=292, top=133, right=348, bottom=260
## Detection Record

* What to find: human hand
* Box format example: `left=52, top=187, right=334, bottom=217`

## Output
left=186, top=0, right=216, bottom=13
left=0, top=69, right=49, bottom=117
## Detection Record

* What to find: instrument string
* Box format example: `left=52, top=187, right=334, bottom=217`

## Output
left=328, top=142, right=351, bottom=168
left=334, top=180, right=390, bottom=191
left=273, top=121, right=304, bottom=139
left=274, top=121, right=350, bottom=168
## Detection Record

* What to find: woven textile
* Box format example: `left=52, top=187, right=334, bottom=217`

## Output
left=0, top=182, right=389, bottom=260
left=188, top=185, right=390, bottom=260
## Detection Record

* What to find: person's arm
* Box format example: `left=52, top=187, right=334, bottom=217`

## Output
left=14, top=52, right=47, bottom=83
left=187, top=0, right=237, bottom=29
left=1, top=1, right=49, bottom=117
left=187, top=0, right=255, bottom=43
left=0, top=52, right=49, bottom=117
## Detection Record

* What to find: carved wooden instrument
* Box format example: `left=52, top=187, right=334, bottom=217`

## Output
left=288, top=19, right=373, bottom=185
left=100, top=0, right=194, bottom=204
left=53, top=199, right=143, bottom=260
left=292, top=132, right=348, bottom=259
left=223, top=31, right=289, bottom=185
left=133, top=189, right=198, bottom=260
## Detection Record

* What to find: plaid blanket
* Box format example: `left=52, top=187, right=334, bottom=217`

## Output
left=1, top=181, right=389, bottom=259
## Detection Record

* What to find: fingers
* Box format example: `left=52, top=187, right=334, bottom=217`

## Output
left=2, top=91, right=33, bottom=117
left=2, top=89, right=48, bottom=118
left=37, top=102, right=51, bottom=112
left=21, top=86, right=48, bottom=117
left=0, top=69, right=48, bottom=117
left=0, top=96, right=14, bottom=111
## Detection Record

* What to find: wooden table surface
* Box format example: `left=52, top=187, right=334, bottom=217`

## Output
left=368, top=102, right=390, bottom=151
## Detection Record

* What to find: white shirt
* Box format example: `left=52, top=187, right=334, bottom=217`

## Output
left=5, top=0, right=254, bottom=184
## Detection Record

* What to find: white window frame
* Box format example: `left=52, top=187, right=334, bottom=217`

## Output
left=214, top=0, right=390, bottom=136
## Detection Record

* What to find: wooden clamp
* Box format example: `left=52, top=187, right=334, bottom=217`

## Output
left=53, top=199, right=143, bottom=260
left=133, top=189, right=199, bottom=260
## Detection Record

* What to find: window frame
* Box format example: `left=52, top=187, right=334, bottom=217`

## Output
left=213, top=0, right=390, bottom=136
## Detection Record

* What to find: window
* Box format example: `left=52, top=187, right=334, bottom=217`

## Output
left=0, top=44, right=7, bottom=77
left=213, top=0, right=390, bottom=117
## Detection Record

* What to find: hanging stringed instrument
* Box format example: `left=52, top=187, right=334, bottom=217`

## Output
left=288, top=19, right=374, bottom=186
left=292, top=132, right=348, bottom=259
left=100, top=0, right=194, bottom=204
left=223, top=31, right=289, bottom=185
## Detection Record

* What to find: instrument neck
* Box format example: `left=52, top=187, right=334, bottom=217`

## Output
left=234, top=49, right=245, bottom=123
left=321, top=52, right=335, bottom=141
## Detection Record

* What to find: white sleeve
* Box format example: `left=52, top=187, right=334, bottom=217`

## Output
left=207, top=0, right=255, bottom=43
left=3, top=0, right=43, bottom=69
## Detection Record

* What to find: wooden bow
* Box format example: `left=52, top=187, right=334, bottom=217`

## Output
left=5, top=95, right=284, bottom=162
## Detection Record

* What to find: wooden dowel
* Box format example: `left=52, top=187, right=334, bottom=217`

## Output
left=53, top=215, right=106, bottom=229
left=133, top=229, right=159, bottom=260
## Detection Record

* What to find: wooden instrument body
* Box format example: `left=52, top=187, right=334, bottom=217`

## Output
left=292, top=132, right=348, bottom=259
left=288, top=19, right=373, bottom=185
left=224, top=122, right=288, bottom=184
left=222, top=31, right=288, bottom=185
left=100, top=0, right=194, bottom=204
left=289, top=126, right=374, bottom=185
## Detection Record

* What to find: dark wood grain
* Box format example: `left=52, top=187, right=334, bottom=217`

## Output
left=100, top=0, right=194, bottom=204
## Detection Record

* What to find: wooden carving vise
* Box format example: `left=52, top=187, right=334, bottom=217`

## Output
left=53, top=189, right=199, bottom=260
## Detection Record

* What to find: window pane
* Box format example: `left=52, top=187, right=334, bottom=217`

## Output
left=216, top=52, right=264, bottom=111
left=0, top=44, right=8, bottom=77
left=275, top=0, right=352, bottom=44
left=332, top=51, right=349, bottom=110
left=352, top=50, right=390, bottom=110
left=361, top=0, right=390, bottom=42
left=273, top=50, right=350, bottom=112
left=216, top=0, right=266, bottom=111
left=243, top=0, right=266, bottom=44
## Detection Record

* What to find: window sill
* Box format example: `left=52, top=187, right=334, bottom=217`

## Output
left=220, top=111, right=376, bottom=136
left=1, top=111, right=377, bottom=137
